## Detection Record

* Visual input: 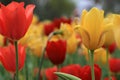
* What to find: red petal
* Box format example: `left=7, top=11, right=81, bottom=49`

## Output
left=1, top=4, right=27, bottom=40
left=6, top=1, right=24, bottom=11
left=0, top=44, right=26, bottom=73
left=25, top=4, right=35, bottom=27
left=0, top=9, right=6, bottom=35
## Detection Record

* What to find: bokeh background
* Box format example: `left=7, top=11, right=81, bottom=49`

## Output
left=0, top=0, right=120, bottom=20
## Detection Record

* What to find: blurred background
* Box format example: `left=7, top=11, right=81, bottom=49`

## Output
left=0, top=0, right=120, bottom=20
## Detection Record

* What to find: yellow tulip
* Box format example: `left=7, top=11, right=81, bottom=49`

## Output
left=32, top=15, right=39, bottom=24
left=104, top=14, right=115, bottom=46
left=60, top=23, right=74, bottom=39
left=94, top=48, right=108, bottom=64
left=76, top=7, right=110, bottom=50
left=67, top=33, right=78, bottom=54
left=82, top=44, right=109, bottom=64
left=19, top=23, right=46, bottom=57
left=113, top=14, right=120, bottom=49
left=27, top=37, right=46, bottom=57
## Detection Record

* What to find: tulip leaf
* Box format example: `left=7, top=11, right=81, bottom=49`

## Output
left=54, top=72, right=81, bottom=80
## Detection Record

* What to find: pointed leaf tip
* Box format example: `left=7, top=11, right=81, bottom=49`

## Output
left=54, top=72, right=81, bottom=80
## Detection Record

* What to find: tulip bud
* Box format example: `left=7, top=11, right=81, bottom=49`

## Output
left=46, top=39, right=67, bottom=65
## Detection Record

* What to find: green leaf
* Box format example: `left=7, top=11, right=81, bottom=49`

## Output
left=54, top=72, right=81, bottom=80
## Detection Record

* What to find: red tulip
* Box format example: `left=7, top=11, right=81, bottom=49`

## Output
left=109, top=58, right=120, bottom=73
left=44, top=22, right=55, bottom=36
left=60, top=64, right=81, bottom=78
left=0, top=44, right=26, bottom=73
left=104, top=76, right=116, bottom=80
left=0, top=1, right=35, bottom=40
left=53, top=17, right=71, bottom=29
left=108, top=43, right=116, bottom=54
left=46, top=39, right=67, bottom=65
left=80, top=64, right=101, bottom=80
left=45, top=66, right=58, bottom=80
left=60, top=17, right=71, bottom=24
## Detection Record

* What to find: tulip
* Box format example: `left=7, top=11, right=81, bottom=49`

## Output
left=53, top=17, right=71, bottom=29
left=82, top=46, right=108, bottom=64
left=0, top=1, right=35, bottom=40
left=19, top=24, right=46, bottom=57
left=75, top=7, right=111, bottom=80
left=67, top=33, right=78, bottom=54
left=45, top=66, right=58, bottom=80
left=108, top=43, right=116, bottom=54
left=60, top=23, right=74, bottom=39
left=80, top=64, right=102, bottom=80
left=0, top=44, right=26, bottom=73
left=44, top=22, right=55, bottom=36
left=46, top=39, right=67, bottom=65
left=32, top=15, right=39, bottom=24
left=109, top=58, right=120, bottom=73
left=113, top=14, right=120, bottom=49
left=104, top=76, right=117, bottom=80
left=60, top=64, right=81, bottom=78
left=76, top=7, right=110, bottom=50
left=104, top=14, right=115, bottom=47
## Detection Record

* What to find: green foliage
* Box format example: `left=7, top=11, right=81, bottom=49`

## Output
left=39, top=0, right=75, bottom=20
left=55, top=72, right=81, bottom=80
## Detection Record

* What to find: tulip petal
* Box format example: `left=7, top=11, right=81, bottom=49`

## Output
left=77, top=26, right=90, bottom=49
left=6, top=1, right=24, bottom=11
left=114, top=28, right=120, bottom=49
left=0, top=9, right=6, bottom=35
left=97, top=32, right=106, bottom=48
left=25, top=5, right=35, bottom=27
left=80, top=9, right=87, bottom=25
left=0, top=44, right=26, bottom=73
left=0, top=46, right=16, bottom=72
left=1, top=4, right=27, bottom=40
left=113, top=15, right=120, bottom=26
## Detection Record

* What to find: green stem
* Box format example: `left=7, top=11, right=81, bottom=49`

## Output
left=89, top=50, right=95, bottom=80
left=37, top=31, right=63, bottom=80
left=37, top=46, right=46, bottom=80
left=13, top=73, right=16, bottom=80
left=25, top=50, right=29, bottom=80
left=14, top=41, right=19, bottom=80
left=106, top=48, right=111, bottom=80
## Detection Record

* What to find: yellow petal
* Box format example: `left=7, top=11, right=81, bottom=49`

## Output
left=67, top=33, right=78, bottom=54
left=84, top=7, right=104, bottom=31
left=114, top=28, right=120, bottom=49
left=60, top=23, right=74, bottom=39
left=80, top=9, right=88, bottom=25
left=78, top=27, right=90, bottom=49
left=113, top=14, right=120, bottom=26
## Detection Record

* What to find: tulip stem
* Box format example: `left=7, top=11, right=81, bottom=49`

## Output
left=106, top=48, right=111, bottom=80
left=37, top=31, right=63, bottom=80
left=25, top=50, right=29, bottom=80
left=37, top=46, right=46, bottom=80
left=13, top=73, right=16, bottom=80
left=89, top=50, right=95, bottom=80
left=14, top=41, right=19, bottom=80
